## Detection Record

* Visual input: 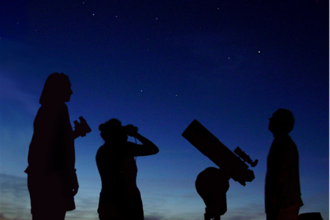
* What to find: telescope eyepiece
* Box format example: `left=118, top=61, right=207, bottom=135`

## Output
left=234, top=147, right=258, bottom=167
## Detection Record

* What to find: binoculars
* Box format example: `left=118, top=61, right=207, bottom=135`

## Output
left=74, top=116, right=92, bottom=137
left=122, top=124, right=138, bottom=136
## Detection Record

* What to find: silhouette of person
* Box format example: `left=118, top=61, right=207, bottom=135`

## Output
left=25, top=73, right=90, bottom=220
left=195, top=167, right=230, bottom=220
left=265, top=109, right=303, bottom=220
left=96, top=119, right=159, bottom=220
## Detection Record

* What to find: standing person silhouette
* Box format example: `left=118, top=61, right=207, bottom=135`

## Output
left=265, top=109, right=303, bottom=220
left=96, top=119, right=159, bottom=220
left=25, top=73, right=90, bottom=220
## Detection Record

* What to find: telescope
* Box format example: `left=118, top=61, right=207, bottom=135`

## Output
left=182, top=119, right=258, bottom=186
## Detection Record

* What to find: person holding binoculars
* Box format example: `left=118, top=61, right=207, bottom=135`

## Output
left=96, top=118, right=159, bottom=220
left=25, top=73, right=91, bottom=220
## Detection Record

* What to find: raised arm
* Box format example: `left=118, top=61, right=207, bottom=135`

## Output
left=129, top=133, right=159, bottom=156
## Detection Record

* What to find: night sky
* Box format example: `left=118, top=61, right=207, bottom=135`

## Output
left=0, top=0, right=329, bottom=220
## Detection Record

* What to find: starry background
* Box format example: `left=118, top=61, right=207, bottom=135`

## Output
left=0, top=0, right=329, bottom=220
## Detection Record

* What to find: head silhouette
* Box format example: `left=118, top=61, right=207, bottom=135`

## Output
left=39, top=72, right=73, bottom=105
left=99, top=118, right=128, bottom=143
left=268, top=108, right=294, bottom=135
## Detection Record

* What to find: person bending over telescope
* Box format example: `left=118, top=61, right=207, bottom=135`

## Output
left=96, top=119, right=159, bottom=220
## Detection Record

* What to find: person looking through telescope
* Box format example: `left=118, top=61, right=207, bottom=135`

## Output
left=96, top=119, right=159, bottom=220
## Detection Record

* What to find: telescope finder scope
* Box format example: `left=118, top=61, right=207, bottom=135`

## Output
left=234, top=147, right=258, bottom=167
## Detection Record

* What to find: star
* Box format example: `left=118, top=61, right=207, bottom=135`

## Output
left=257, top=50, right=261, bottom=54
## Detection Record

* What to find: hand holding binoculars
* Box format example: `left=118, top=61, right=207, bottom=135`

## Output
left=74, top=116, right=92, bottom=137
left=123, top=124, right=138, bottom=137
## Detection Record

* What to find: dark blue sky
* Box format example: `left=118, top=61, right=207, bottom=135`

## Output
left=0, top=0, right=329, bottom=219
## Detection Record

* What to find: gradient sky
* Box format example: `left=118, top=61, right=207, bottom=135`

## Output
left=0, top=0, right=329, bottom=220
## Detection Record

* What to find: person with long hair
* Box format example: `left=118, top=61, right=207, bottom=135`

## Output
left=96, top=119, right=159, bottom=220
left=25, top=73, right=90, bottom=220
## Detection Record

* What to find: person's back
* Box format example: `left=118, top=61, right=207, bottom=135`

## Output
left=96, top=142, right=140, bottom=197
left=96, top=144, right=125, bottom=196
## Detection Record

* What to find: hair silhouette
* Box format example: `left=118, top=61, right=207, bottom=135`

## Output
left=96, top=118, right=159, bottom=220
left=99, top=118, right=125, bottom=142
left=39, top=73, right=72, bottom=105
